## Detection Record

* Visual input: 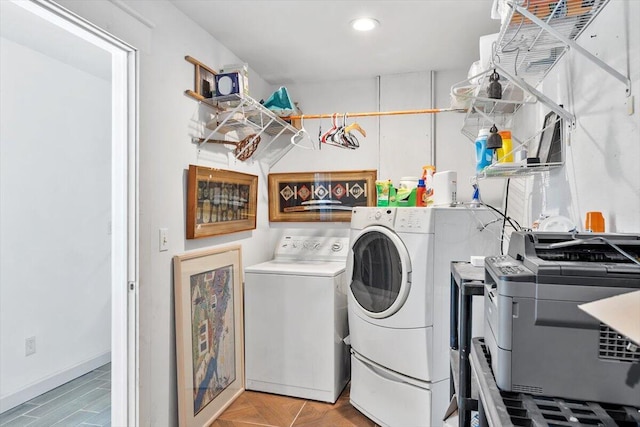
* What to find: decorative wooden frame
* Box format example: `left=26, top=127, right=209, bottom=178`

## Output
left=185, top=55, right=217, bottom=101
left=187, top=165, right=257, bottom=239
left=173, top=245, right=244, bottom=427
left=268, top=170, right=377, bottom=222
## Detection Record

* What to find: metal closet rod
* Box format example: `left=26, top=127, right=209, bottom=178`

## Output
left=281, top=107, right=463, bottom=120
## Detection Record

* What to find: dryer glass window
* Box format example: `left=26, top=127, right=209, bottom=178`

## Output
left=351, top=232, right=402, bottom=313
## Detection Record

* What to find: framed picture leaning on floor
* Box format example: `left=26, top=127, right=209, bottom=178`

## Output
left=173, top=245, right=244, bottom=427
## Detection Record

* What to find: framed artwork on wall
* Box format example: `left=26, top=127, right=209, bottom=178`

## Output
left=187, top=165, right=257, bottom=239
left=173, top=245, right=244, bottom=427
left=268, top=170, right=377, bottom=222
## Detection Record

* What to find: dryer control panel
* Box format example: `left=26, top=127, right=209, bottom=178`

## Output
left=350, top=207, right=395, bottom=229
left=395, top=208, right=432, bottom=233
left=275, top=235, right=350, bottom=261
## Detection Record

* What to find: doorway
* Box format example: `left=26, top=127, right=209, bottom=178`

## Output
left=0, top=0, right=137, bottom=425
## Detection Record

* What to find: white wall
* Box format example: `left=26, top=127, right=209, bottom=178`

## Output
left=511, top=0, right=639, bottom=232
left=0, top=36, right=111, bottom=409
left=271, top=78, right=380, bottom=174
left=379, top=72, right=433, bottom=181
left=54, top=1, right=280, bottom=424
left=275, top=71, right=505, bottom=205
left=26, top=0, right=639, bottom=425
left=434, top=69, right=505, bottom=207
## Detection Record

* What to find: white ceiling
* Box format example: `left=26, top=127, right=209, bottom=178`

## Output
left=170, top=0, right=502, bottom=84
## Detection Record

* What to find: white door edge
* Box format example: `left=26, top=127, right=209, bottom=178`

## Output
left=13, top=1, right=139, bottom=425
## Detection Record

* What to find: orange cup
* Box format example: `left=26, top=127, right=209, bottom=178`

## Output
left=585, top=211, right=605, bottom=232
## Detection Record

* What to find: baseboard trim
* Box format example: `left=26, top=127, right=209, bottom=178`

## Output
left=0, top=352, right=111, bottom=413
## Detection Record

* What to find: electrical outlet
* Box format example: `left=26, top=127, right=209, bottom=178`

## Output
left=159, top=228, right=169, bottom=252
left=25, top=336, right=36, bottom=356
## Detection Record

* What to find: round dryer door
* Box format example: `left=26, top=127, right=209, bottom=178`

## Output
left=349, top=225, right=411, bottom=318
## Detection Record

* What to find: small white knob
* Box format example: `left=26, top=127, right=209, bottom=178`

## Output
left=375, top=211, right=382, bottom=219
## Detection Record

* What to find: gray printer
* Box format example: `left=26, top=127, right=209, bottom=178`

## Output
left=484, top=231, right=640, bottom=406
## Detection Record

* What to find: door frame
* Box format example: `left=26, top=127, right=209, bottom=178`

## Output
left=15, top=1, right=139, bottom=424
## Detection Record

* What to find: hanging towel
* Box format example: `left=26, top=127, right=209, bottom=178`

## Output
left=262, top=86, right=295, bottom=117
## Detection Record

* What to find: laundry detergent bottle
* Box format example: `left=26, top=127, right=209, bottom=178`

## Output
left=497, top=130, right=513, bottom=163
left=415, top=179, right=427, bottom=207
left=475, top=128, right=492, bottom=173
left=422, top=165, right=436, bottom=202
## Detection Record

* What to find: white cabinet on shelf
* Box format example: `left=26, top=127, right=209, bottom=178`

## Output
left=453, top=0, right=628, bottom=178
left=188, top=92, right=299, bottom=167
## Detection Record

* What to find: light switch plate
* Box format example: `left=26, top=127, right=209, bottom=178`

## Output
left=159, top=228, right=169, bottom=252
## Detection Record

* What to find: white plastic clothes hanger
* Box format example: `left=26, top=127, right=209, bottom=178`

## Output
left=290, top=115, right=315, bottom=150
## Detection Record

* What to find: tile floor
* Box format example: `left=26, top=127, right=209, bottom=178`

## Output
left=213, top=383, right=379, bottom=427
left=0, top=363, right=111, bottom=427
left=1, top=368, right=374, bottom=427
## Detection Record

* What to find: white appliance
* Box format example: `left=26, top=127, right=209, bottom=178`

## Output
left=347, top=207, right=500, bottom=427
left=244, top=234, right=351, bottom=403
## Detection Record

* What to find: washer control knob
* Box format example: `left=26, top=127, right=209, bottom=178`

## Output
left=331, top=242, right=343, bottom=252
left=375, top=211, right=382, bottom=219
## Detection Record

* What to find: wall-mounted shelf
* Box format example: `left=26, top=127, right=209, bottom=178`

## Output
left=187, top=91, right=299, bottom=166
left=496, top=0, right=629, bottom=96
left=455, top=67, right=540, bottom=141
left=478, top=161, right=564, bottom=179
left=455, top=62, right=574, bottom=140
left=453, top=0, right=623, bottom=179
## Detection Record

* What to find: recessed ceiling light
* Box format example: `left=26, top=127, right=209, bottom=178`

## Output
left=351, top=17, right=380, bottom=32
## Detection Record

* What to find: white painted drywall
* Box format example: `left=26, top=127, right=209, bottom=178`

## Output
left=273, top=71, right=505, bottom=206
left=24, top=0, right=640, bottom=425
left=433, top=70, right=506, bottom=207
left=54, top=1, right=280, bottom=424
left=510, top=0, right=639, bottom=232
left=270, top=78, right=379, bottom=173
left=0, top=34, right=112, bottom=409
left=379, top=72, right=434, bottom=182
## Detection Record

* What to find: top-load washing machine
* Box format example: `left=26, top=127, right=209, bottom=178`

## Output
left=347, top=206, right=501, bottom=427
left=244, top=234, right=351, bottom=403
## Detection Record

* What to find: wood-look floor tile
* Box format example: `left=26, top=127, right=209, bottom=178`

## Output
left=211, top=420, right=271, bottom=427
left=291, top=386, right=375, bottom=427
left=216, top=391, right=305, bottom=427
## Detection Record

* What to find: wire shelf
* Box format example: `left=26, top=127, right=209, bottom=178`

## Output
left=478, top=161, right=563, bottom=178
left=495, top=0, right=611, bottom=88
left=193, top=93, right=299, bottom=165
left=452, top=0, right=616, bottom=178
left=455, top=68, right=538, bottom=141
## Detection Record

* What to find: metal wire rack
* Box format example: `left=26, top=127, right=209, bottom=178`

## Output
left=193, top=93, right=298, bottom=165
left=495, top=0, right=613, bottom=89
left=451, top=0, right=631, bottom=178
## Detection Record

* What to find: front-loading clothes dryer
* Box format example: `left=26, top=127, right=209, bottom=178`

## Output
left=244, top=234, right=350, bottom=403
left=346, top=206, right=501, bottom=427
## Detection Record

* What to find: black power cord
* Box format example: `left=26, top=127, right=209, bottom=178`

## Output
left=480, top=179, right=522, bottom=255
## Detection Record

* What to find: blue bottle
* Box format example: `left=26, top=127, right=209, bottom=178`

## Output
left=475, top=128, right=492, bottom=173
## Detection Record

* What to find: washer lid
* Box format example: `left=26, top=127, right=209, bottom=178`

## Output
left=245, top=260, right=345, bottom=277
